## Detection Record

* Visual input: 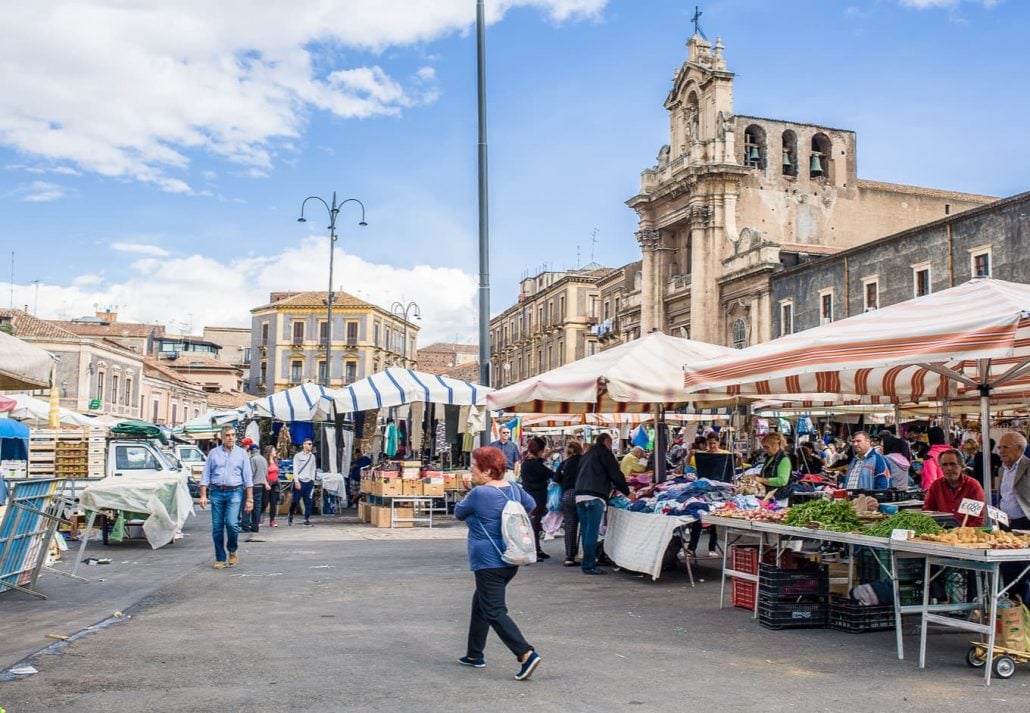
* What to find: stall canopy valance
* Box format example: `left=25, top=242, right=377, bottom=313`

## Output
left=242, top=383, right=334, bottom=422
left=331, top=368, right=489, bottom=414
left=0, top=330, right=53, bottom=390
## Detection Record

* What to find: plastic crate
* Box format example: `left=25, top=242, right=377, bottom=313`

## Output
left=829, top=596, right=896, bottom=633
left=759, top=563, right=829, bottom=600
left=850, top=489, right=924, bottom=503
left=731, top=577, right=757, bottom=609
left=758, top=597, right=828, bottom=630
left=855, top=547, right=923, bottom=583
left=730, top=545, right=759, bottom=576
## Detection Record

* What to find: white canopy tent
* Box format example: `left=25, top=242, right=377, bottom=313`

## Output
left=4, top=393, right=95, bottom=427
left=241, top=383, right=334, bottom=422
left=0, top=331, right=53, bottom=390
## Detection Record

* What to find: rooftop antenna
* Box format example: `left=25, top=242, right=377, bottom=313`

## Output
left=691, top=6, right=707, bottom=40
left=576, top=244, right=581, bottom=269
left=31, top=279, right=40, bottom=315
left=591, top=228, right=599, bottom=263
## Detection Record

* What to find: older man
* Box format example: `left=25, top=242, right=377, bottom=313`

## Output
left=620, top=446, right=648, bottom=477
left=200, top=426, right=254, bottom=569
left=490, top=426, right=521, bottom=473
left=844, top=431, right=890, bottom=490
left=922, top=447, right=985, bottom=526
left=997, top=431, right=1030, bottom=530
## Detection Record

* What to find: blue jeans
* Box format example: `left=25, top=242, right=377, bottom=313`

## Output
left=576, top=498, right=605, bottom=572
left=210, top=487, right=243, bottom=562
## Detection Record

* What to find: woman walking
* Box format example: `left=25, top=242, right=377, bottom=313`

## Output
left=552, top=441, right=583, bottom=566
left=264, top=445, right=280, bottom=527
left=453, top=446, right=542, bottom=681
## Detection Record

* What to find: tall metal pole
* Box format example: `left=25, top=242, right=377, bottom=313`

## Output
left=326, top=192, right=338, bottom=386
left=476, top=0, right=492, bottom=445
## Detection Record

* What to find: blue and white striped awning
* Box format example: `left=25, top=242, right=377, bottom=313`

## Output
left=242, top=383, right=334, bottom=422
left=331, top=368, right=490, bottom=413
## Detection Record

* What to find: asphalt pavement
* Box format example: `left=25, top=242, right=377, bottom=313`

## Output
left=2, top=510, right=1030, bottom=712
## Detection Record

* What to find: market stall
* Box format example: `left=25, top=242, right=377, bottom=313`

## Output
left=604, top=507, right=695, bottom=581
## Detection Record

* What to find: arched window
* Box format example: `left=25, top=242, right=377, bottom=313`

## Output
left=743, top=124, right=766, bottom=169
left=781, top=130, right=798, bottom=176
left=732, top=319, right=747, bottom=349
left=810, top=133, right=832, bottom=179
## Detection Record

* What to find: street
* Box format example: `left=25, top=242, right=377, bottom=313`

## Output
left=2, top=512, right=1029, bottom=712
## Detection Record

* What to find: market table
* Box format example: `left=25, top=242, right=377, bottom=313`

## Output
left=604, top=507, right=695, bottom=581
left=702, top=513, right=1030, bottom=685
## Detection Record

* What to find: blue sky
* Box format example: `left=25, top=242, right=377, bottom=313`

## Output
left=0, top=0, right=1026, bottom=344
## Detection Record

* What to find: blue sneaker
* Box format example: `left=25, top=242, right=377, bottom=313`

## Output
left=458, top=656, right=485, bottom=668
left=515, top=650, right=540, bottom=681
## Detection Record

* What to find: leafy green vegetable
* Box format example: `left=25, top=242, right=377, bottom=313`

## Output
left=783, top=498, right=865, bottom=532
left=864, top=511, right=942, bottom=538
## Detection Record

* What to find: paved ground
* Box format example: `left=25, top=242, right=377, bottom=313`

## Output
left=2, top=510, right=1030, bottom=712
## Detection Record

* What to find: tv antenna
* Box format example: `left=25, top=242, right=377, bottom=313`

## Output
left=590, top=228, right=599, bottom=263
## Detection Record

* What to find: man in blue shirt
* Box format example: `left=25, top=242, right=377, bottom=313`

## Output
left=200, top=426, right=254, bottom=569
left=844, top=431, right=890, bottom=490
left=490, top=426, right=521, bottom=474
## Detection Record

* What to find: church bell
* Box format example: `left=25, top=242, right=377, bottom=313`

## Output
left=747, top=146, right=759, bottom=161
left=810, top=152, right=823, bottom=175
left=782, top=151, right=792, bottom=169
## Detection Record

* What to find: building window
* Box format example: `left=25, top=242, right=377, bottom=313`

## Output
left=345, top=361, right=357, bottom=383
left=731, top=319, right=747, bottom=349
left=290, top=360, right=302, bottom=383
left=385, top=327, right=391, bottom=352
left=819, top=290, right=834, bottom=323
left=96, top=371, right=105, bottom=401
left=259, top=360, right=267, bottom=385
left=587, top=341, right=597, bottom=357
left=613, top=296, right=620, bottom=317
left=781, top=129, right=798, bottom=176
left=779, top=301, right=794, bottom=337
left=171, top=403, right=178, bottom=426
left=603, top=301, right=610, bottom=320
left=743, top=124, right=766, bottom=169
left=292, top=321, right=304, bottom=344
left=971, top=247, right=992, bottom=278
left=557, top=339, right=564, bottom=364
left=373, top=322, right=381, bottom=347
left=546, top=345, right=552, bottom=370
left=124, top=377, right=132, bottom=406
left=864, top=278, right=879, bottom=311
left=913, top=264, right=931, bottom=297
left=318, top=360, right=327, bottom=384
left=345, top=321, right=358, bottom=345
left=260, top=322, right=269, bottom=346
left=111, top=375, right=119, bottom=404
left=319, top=320, right=329, bottom=346
left=558, top=295, right=565, bottom=321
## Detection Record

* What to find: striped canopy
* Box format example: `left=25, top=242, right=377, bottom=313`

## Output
left=242, top=383, right=334, bottom=422
left=487, top=332, right=738, bottom=414
left=331, top=367, right=489, bottom=413
left=683, top=278, right=1030, bottom=403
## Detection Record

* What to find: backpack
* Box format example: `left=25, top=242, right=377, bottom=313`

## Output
left=477, top=485, right=537, bottom=566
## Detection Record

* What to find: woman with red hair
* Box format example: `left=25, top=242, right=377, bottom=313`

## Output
left=453, top=446, right=541, bottom=681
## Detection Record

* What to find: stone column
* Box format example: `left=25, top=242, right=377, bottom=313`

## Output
left=636, top=229, right=662, bottom=335
left=687, top=204, right=716, bottom=343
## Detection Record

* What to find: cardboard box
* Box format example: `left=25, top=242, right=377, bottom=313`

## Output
left=443, top=474, right=458, bottom=490
left=359, top=476, right=372, bottom=494
left=358, top=501, right=370, bottom=523
left=393, top=507, right=414, bottom=528
left=370, top=505, right=392, bottom=528
left=420, top=479, right=445, bottom=497
left=402, top=479, right=420, bottom=495
left=379, top=477, right=403, bottom=497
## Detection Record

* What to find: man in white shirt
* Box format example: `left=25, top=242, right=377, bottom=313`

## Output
left=290, top=439, right=317, bottom=527
left=997, top=431, right=1030, bottom=530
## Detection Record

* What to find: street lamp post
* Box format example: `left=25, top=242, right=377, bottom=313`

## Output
left=298, top=192, right=367, bottom=387
left=391, top=301, right=421, bottom=367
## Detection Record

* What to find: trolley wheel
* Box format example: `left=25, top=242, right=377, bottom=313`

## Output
left=966, top=645, right=987, bottom=668
left=993, top=655, right=1017, bottom=680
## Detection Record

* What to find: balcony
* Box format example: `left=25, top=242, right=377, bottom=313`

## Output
left=667, top=274, right=692, bottom=295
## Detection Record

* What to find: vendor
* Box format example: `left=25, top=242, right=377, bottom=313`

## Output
left=922, top=447, right=984, bottom=526
left=689, top=433, right=728, bottom=469
left=620, top=446, right=648, bottom=478
left=756, top=433, right=791, bottom=499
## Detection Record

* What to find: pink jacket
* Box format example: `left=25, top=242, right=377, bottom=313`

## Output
left=920, top=443, right=951, bottom=490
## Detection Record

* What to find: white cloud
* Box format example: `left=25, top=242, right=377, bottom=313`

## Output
left=21, top=180, right=66, bottom=202
left=0, top=1, right=606, bottom=192
left=4, top=236, right=478, bottom=346
left=900, top=0, right=1002, bottom=7
left=110, top=242, right=170, bottom=257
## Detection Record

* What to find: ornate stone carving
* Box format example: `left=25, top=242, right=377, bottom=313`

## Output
left=635, top=229, right=662, bottom=252
left=689, top=204, right=712, bottom=226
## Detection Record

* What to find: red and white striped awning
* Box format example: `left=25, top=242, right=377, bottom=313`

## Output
left=683, top=278, right=1030, bottom=402
left=487, top=332, right=738, bottom=414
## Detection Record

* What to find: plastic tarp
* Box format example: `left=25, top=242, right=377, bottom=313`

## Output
left=603, top=507, right=695, bottom=581
left=110, top=420, right=168, bottom=444
left=79, top=475, right=193, bottom=548
left=0, top=330, right=53, bottom=390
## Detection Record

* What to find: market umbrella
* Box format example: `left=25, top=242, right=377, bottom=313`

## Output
left=0, top=330, right=53, bottom=390
left=682, top=277, right=1030, bottom=523
left=0, top=395, right=15, bottom=413
left=0, top=417, right=30, bottom=460
left=486, top=331, right=738, bottom=413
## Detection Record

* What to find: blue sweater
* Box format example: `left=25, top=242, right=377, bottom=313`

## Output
left=454, top=484, right=537, bottom=571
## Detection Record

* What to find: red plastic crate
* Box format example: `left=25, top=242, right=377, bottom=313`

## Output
left=730, top=545, right=759, bottom=576
left=731, top=577, right=757, bottom=609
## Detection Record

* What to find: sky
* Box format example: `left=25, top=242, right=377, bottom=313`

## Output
left=0, top=0, right=1026, bottom=346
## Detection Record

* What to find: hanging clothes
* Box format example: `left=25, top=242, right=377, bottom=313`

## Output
left=462, top=431, right=475, bottom=453
left=434, top=421, right=448, bottom=455
left=410, top=402, right=426, bottom=453
left=245, top=421, right=261, bottom=448
left=289, top=421, right=314, bottom=446
left=384, top=421, right=399, bottom=457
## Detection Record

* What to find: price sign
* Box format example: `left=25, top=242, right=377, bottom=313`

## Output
left=890, top=528, right=914, bottom=541
left=957, top=498, right=1009, bottom=526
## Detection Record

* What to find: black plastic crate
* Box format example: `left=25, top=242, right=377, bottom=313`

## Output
left=850, top=489, right=924, bottom=503
left=758, top=563, right=829, bottom=600
left=758, top=597, right=828, bottom=630
left=829, top=596, right=896, bottom=633
left=855, top=548, right=923, bottom=584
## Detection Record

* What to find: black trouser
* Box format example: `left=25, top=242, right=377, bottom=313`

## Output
left=687, top=521, right=718, bottom=553
left=1001, top=516, right=1030, bottom=590
left=466, top=567, right=532, bottom=660
left=561, top=489, right=579, bottom=561
left=245, top=485, right=265, bottom=531
left=264, top=482, right=280, bottom=522
left=526, top=491, right=546, bottom=554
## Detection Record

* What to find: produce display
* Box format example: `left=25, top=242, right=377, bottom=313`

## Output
left=917, top=527, right=1030, bottom=549
left=852, top=494, right=884, bottom=520
left=712, top=506, right=786, bottom=522
left=782, top=498, right=866, bottom=533
left=864, top=511, right=942, bottom=538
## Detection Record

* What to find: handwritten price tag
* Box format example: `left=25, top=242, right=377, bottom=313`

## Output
left=958, top=498, right=1009, bottom=525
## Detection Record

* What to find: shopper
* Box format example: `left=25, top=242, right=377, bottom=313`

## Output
left=919, top=426, right=950, bottom=490
left=519, top=436, right=554, bottom=561
left=290, top=438, right=317, bottom=527
left=843, top=431, right=890, bottom=491
left=453, top=446, right=541, bottom=681
left=552, top=441, right=583, bottom=567
left=880, top=433, right=912, bottom=489
left=489, top=426, right=522, bottom=475
left=620, top=446, right=647, bottom=477
left=244, top=443, right=268, bottom=533
left=199, top=425, right=254, bottom=569
left=264, top=445, right=280, bottom=527
left=574, top=433, right=630, bottom=575
left=998, top=431, right=1030, bottom=529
